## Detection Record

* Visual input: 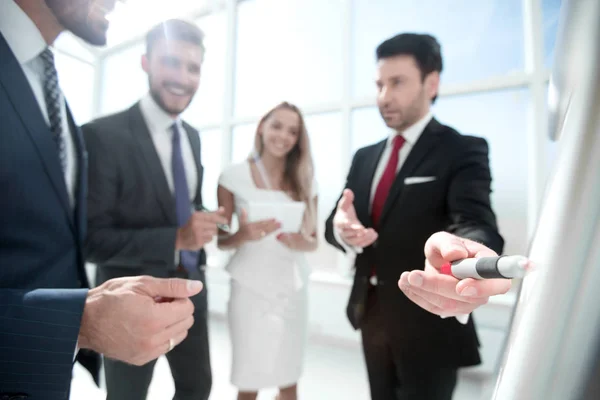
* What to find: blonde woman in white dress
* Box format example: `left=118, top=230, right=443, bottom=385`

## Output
left=217, top=102, right=318, bottom=400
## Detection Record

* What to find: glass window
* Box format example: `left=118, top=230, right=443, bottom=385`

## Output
left=543, top=0, right=563, bottom=68
left=544, top=82, right=559, bottom=185
left=54, top=33, right=96, bottom=64
left=305, top=112, right=344, bottom=270
left=351, top=0, right=525, bottom=100
left=234, top=0, right=344, bottom=117
left=105, top=0, right=212, bottom=49
left=350, top=107, right=389, bottom=157
left=181, top=12, right=227, bottom=127
left=199, top=128, right=223, bottom=211
left=55, top=52, right=95, bottom=125
left=306, top=113, right=344, bottom=223
left=99, top=42, right=148, bottom=116
left=231, top=123, right=256, bottom=164
left=433, top=89, right=530, bottom=255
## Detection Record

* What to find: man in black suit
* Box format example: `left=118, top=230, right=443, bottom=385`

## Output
left=82, top=18, right=227, bottom=400
left=0, top=1, right=202, bottom=399
left=325, top=33, right=504, bottom=400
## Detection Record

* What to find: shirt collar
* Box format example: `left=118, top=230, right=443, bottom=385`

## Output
left=0, top=0, right=49, bottom=65
left=139, top=93, right=179, bottom=135
left=388, top=110, right=434, bottom=147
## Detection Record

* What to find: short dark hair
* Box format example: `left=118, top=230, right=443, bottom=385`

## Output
left=376, top=33, right=443, bottom=102
left=145, top=19, right=205, bottom=55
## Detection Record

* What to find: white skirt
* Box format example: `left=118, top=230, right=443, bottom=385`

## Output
left=227, top=279, right=309, bottom=391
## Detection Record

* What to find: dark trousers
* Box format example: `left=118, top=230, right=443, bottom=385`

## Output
left=104, top=269, right=212, bottom=400
left=361, top=288, right=457, bottom=400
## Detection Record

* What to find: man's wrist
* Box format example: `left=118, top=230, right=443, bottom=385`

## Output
left=175, top=229, right=183, bottom=251
left=77, top=287, right=100, bottom=350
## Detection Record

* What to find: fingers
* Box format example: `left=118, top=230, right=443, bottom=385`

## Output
left=424, top=232, right=470, bottom=269
left=354, top=228, right=378, bottom=247
left=399, top=286, right=448, bottom=316
left=338, top=224, right=377, bottom=247
left=252, top=219, right=280, bottom=232
left=138, top=320, right=191, bottom=366
left=193, top=210, right=229, bottom=226
left=150, top=298, right=195, bottom=335
left=455, top=277, right=512, bottom=298
left=462, top=239, right=498, bottom=258
left=400, top=270, right=485, bottom=303
left=139, top=277, right=203, bottom=299
left=424, top=231, right=499, bottom=271
left=337, top=221, right=364, bottom=236
left=158, top=314, right=195, bottom=347
left=398, top=271, right=489, bottom=316
left=337, top=189, right=355, bottom=212
left=245, top=219, right=281, bottom=239
left=277, top=233, right=292, bottom=247
left=238, top=208, right=248, bottom=224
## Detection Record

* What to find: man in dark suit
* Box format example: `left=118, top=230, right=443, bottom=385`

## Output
left=82, top=18, right=227, bottom=400
left=325, top=33, right=504, bottom=400
left=0, top=1, right=202, bottom=400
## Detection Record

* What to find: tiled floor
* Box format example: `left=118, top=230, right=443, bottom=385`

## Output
left=71, top=315, right=493, bottom=399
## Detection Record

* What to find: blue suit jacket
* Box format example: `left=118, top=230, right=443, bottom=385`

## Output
left=0, top=33, right=91, bottom=399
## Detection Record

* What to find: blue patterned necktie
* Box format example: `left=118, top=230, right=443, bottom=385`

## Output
left=171, top=123, right=198, bottom=274
left=39, top=48, right=66, bottom=172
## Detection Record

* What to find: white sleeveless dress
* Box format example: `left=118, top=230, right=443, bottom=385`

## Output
left=218, top=161, right=317, bottom=391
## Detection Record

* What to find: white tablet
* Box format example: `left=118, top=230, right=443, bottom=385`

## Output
left=246, top=201, right=306, bottom=232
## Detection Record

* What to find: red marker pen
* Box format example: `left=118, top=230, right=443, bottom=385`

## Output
left=440, top=255, right=529, bottom=280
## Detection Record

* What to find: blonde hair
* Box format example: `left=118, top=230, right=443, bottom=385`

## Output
left=250, top=102, right=317, bottom=234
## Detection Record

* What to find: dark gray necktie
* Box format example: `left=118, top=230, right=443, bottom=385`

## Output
left=39, top=48, right=66, bottom=172
left=171, top=123, right=198, bottom=274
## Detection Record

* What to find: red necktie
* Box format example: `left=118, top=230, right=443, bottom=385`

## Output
left=371, top=135, right=406, bottom=228
left=370, top=135, right=405, bottom=282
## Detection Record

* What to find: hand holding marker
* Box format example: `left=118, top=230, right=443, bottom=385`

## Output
left=440, top=255, right=531, bottom=280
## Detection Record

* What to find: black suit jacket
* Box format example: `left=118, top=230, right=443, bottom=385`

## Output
left=325, top=118, right=504, bottom=368
left=81, top=103, right=206, bottom=301
left=0, top=33, right=99, bottom=399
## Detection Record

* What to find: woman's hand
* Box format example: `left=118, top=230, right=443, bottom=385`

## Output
left=236, top=208, right=280, bottom=242
left=277, top=232, right=317, bottom=251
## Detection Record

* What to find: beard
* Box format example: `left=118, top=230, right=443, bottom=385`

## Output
left=44, top=0, right=110, bottom=46
left=148, top=80, right=196, bottom=116
left=379, top=89, right=428, bottom=131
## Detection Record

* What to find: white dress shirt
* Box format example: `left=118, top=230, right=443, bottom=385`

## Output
left=0, top=0, right=77, bottom=206
left=139, top=93, right=198, bottom=199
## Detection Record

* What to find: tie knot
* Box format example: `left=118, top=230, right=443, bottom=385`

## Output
left=171, top=122, right=180, bottom=136
left=39, top=48, right=55, bottom=69
left=392, top=135, right=406, bottom=151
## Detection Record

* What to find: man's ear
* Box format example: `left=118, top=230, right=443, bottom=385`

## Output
left=141, top=54, right=150, bottom=74
left=425, top=71, right=440, bottom=101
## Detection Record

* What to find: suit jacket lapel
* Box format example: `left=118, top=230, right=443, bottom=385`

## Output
left=183, top=123, right=203, bottom=207
left=128, top=103, right=177, bottom=224
left=0, top=34, right=74, bottom=230
left=378, top=119, right=443, bottom=228
left=355, top=140, right=386, bottom=226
